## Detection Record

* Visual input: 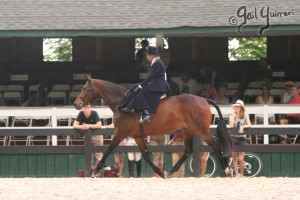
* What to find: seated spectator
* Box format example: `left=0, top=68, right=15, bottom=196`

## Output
left=170, top=71, right=201, bottom=95
left=196, top=66, right=226, bottom=99
left=279, top=85, right=300, bottom=143
left=254, top=58, right=272, bottom=83
left=281, top=81, right=295, bottom=104
left=213, top=84, right=230, bottom=105
left=255, top=84, right=274, bottom=105
left=255, top=84, right=275, bottom=124
left=167, top=78, right=179, bottom=96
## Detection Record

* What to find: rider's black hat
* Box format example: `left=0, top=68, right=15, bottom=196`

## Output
left=146, top=46, right=158, bottom=55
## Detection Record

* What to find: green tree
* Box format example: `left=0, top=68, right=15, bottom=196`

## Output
left=43, top=38, right=72, bottom=62
left=229, top=37, right=267, bottom=61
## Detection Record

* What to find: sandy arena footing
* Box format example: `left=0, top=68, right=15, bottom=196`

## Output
left=0, top=177, right=299, bottom=200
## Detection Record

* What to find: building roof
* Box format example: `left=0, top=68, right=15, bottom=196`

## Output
left=0, top=0, right=299, bottom=37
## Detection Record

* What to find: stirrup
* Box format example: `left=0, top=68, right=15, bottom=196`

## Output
left=142, top=115, right=151, bottom=123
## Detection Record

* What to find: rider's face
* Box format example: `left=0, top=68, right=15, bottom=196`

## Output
left=146, top=54, right=155, bottom=63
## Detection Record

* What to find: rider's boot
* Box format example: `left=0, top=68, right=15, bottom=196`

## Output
left=128, top=160, right=135, bottom=177
left=142, top=109, right=151, bottom=123
left=136, top=160, right=142, bottom=178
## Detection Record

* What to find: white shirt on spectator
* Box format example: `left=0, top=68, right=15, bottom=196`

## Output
left=171, top=77, right=202, bottom=95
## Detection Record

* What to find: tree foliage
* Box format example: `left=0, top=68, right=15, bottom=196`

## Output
left=43, top=38, right=72, bottom=62
left=228, top=37, right=267, bottom=61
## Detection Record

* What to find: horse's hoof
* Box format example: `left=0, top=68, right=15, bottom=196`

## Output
left=162, top=171, right=168, bottom=179
left=91, top=170, right=96, bottom=178
left=166, top=172, right=175, bottom=178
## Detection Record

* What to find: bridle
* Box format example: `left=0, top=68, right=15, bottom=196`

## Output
left=78, top=85, right=97, bottom=107
left=77, top=80, right=126, bottom=108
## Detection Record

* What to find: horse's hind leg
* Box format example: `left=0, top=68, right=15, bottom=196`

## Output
left=209, top=136, right=232, bottom=177
left=168, top=133, right=193, bottom=178
left=134, top=137, right=166, bottom=178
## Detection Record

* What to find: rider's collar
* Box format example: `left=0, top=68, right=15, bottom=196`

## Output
left=151, top=56, right=160, bottom=66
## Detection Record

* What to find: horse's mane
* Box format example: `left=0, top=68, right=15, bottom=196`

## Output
left=93, top=79, right=127, bottom=106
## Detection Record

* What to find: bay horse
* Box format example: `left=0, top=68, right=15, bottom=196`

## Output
left=73, top=75, right=234, bottom=178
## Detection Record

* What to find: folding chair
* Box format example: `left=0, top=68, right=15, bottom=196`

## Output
left=47, top=91, right=67, bottom=105
left=270, top=89, right=286, bottom=103
left=6, top=84, right=24, bottom=102
left=227, top=82, right=240, bottom=90
left=248, top=81, right=266, bottom=89
left=28, top=84, right=48, bottom=97
left=27, top=117, right=51, bottom=146
left=243, top=89, right=261, bottom=103
left=226, top=89, right=238, bottom=100
left=271, top=81, right=285, bottom=89
left=8, top=116, right=32, bottom=146
left=3, top=91, right=22, bottom=106
left=0, top=116, right=9, bottom=146
left=71, top=84, right=84, bottom=91
left=290, top=135, right=299, bottom=144
left=0, top=85, right=6, bottom=94
left=51, top=84, right=71, bottom=98
left=69, top=91, right=80, bottom=105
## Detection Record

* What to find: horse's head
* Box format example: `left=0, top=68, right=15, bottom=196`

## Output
left=73, top=75, right=97, bottom=110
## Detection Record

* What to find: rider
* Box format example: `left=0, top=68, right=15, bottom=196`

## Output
left=119, top=46, right=170, bottom=123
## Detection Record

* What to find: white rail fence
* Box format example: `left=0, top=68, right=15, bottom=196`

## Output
left=0, top=104, right=299, bottom=145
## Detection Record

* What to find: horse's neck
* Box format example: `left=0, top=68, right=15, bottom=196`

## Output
left=95, top=80, right=125, bottom=113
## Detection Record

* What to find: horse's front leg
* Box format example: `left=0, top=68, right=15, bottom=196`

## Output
left=168, top=134, right=193, bottom=178
left=94, top=132, right=124, bottom=176
left=134, top=137, right=167, bottom=178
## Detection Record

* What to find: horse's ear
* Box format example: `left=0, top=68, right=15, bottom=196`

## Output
left=86, top=74, right=92, bottom=84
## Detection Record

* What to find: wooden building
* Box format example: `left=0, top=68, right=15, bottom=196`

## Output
left=0, top=0, right=299, bottom=104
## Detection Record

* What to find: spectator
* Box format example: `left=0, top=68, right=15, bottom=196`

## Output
left=169, top=73, right=207, bottom=177
left=255, top=58, right=272, bottom=83
left=73, top=103, right=105, bottom=165
left=278, top=82, right=298, bottom=143
left=170, top=130, right=185, bottom=178
left=113, top=138, right=126, bottom=177
left=255, top=84, right=275, bottom=124
left=255, top=84, right=274, bottom=105
left=213, top=84, right=230, bottom=105
left=148, top=135, right=167, bottom=177
left=167, top=78, right=179, bottom=96
left=170, top=71, right=202, bottom=95
left=281, top=81, right=295, bottom=104
left=196, top=66, right=226, bottom=99
left=229, top=100, right=251, bottom=178
left=126, top=137, right=142, bottom=178
left=285, top=85, right=300, bottom=124
left=280, top=85, right=300, bottom=126
left=135, top=39, right=149, bottom=68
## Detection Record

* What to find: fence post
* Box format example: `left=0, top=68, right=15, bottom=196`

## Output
left=84, top=130, right=92, bottom=177
left=192, top=135, right=201, bottom=177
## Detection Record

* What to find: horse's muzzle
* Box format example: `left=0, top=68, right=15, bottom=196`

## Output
left=73, top=102, right=83, bottom=110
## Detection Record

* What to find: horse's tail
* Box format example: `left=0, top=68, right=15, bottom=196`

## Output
left=206, top=99, right=234, bottom=157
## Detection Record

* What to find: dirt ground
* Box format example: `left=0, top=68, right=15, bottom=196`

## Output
left=0, top=177, right=299, bottom=200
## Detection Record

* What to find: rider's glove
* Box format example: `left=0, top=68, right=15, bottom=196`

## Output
left=133, top=85, right=142, bottom=93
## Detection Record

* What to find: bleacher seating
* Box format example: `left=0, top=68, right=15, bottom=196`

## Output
left=248, top=81, right=266, bottom=89
left=243, top=89, right=261, bottom=103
